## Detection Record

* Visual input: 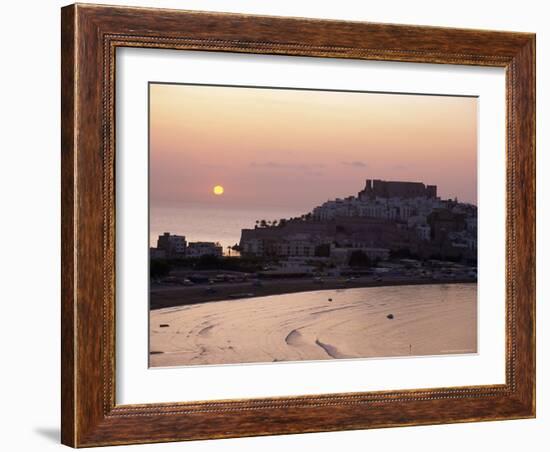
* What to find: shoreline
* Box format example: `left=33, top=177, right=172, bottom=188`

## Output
left=150, top=277, right=476, bottom=310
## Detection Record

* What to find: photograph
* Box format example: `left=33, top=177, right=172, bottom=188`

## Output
left=148, top=82, right=479, bottom=367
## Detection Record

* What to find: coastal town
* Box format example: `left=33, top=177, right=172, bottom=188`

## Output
left=149, top=178, right=477, bottom=309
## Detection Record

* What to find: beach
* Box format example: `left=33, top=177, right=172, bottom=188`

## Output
left=150, top=282, right=477, bottom=367
left=150, top=275, right=476, bottom=310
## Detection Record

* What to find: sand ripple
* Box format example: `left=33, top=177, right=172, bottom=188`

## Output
left=150, top=283, right=477, bottom=367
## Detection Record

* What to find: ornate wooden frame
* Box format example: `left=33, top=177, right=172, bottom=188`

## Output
left=61, top=3, right=535, bottom=447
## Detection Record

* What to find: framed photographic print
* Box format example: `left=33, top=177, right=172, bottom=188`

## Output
left=61, top=3, right=536, bottom=447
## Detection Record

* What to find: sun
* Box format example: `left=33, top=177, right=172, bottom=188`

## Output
left=213, top=185, right=224, bottom=196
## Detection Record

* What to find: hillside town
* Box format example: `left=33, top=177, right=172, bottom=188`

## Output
left=149, top=179, right=477, bottom=308
left=239, top=178, right=477, bottom=265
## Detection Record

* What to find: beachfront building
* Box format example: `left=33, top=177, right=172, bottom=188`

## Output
left=272, top=234, right=317, bottom=257
left=240, top=215, right=415, bottom=259
left=266, top=256, right=317, bottom=275
left=156, top=232, right=187, bottom=258
left=329, top=243, right=390, bottom=265
left=186, top=241, right=223, bottom=258
left=241, top=237, right=264, bottom=256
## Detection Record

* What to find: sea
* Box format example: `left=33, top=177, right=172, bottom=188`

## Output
left=150, top=203, right=306, bottom=253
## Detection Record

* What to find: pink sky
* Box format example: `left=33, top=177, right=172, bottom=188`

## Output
left=150, top=83, right=477, bottom=211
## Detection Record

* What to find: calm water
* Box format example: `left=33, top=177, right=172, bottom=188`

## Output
left=150, top=203, right=305, bottom=252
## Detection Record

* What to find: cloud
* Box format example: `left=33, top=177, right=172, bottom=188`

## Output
left=341, top=161, right=367, bottom=168
left=250, top=161, right=325, bottom=172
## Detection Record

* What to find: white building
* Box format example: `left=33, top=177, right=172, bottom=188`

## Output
left=156, top=232, right=187, bottom=257
left=312, top=195, right=444, bottom=223
left=241, top=238, right=264, bottom=256
left=186, top=241, right=223, bottom=257
left=271, top=233, right=317, bottom=257
left=415, top=224, right=431, bottom=241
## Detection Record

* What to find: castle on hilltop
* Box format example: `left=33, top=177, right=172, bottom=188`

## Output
left=312, top=178, right=443, bottom=223
left=239, top=178, right=477, bottom=263
left=358, top=179, right=437, bottom=200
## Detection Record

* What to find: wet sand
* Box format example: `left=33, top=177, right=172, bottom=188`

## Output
left=150, top=283, right=477, bottom=367
left=150, top=276, right=476, bottom=310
